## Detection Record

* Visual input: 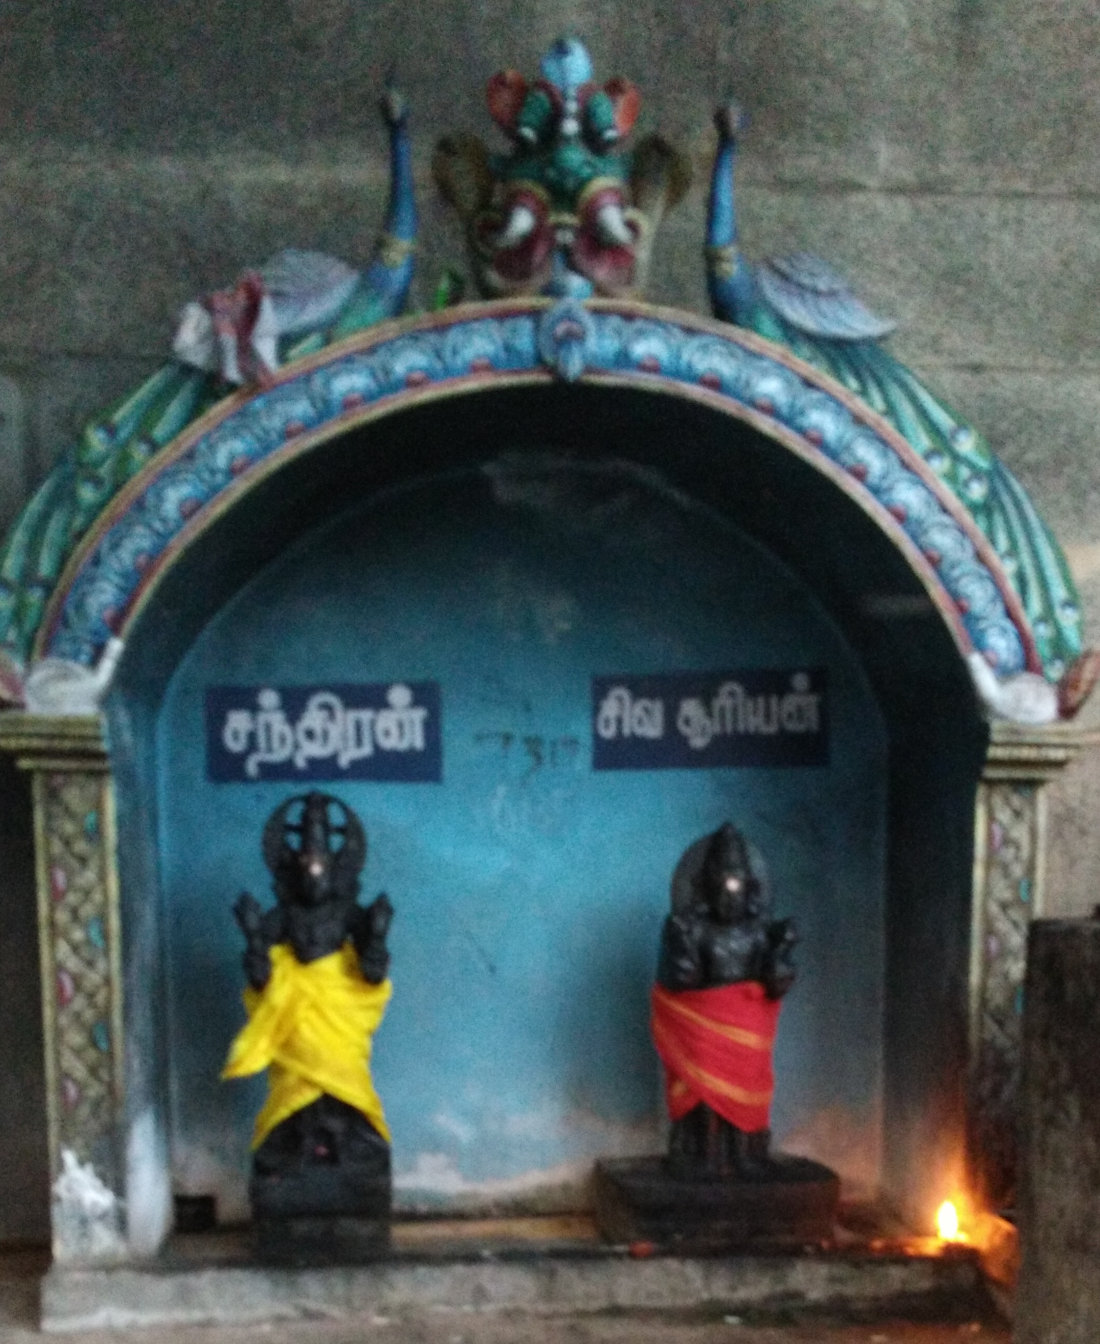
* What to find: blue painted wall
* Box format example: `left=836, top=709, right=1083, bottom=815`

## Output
left=156, top=460, right=887, bottom=1218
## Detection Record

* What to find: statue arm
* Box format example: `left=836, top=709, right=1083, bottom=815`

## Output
left=233, top=892, right=279, bottom=991
left=762, top=917, right=798, bottom=999
left=657, top=912, right=706, bottom=990
left=351, top=892, right=393, bottom=984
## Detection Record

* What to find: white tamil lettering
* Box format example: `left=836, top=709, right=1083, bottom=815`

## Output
left=676, top=697, right=714, bottom=750
left=221, top=709, right=254, bottom=755
left=596, top=686, right=663, bottom=739
left=780, top=673, right=821, bottom=732
left=245, top=689, right=295, bottom=778
left=221, top=684, right=430, bottom=777
left=742, top=694, right=780, bottom=734
left=673, top=674, right=821, bottom=746
left=596, top=686, right=633, bottom=739
left=632, top=697, right=664, bottom=738
left=293, top=691, right=344, bottom=768
left=710, top=680, right=745, bottom=735
left=339, top=708, right=376, bottom=767
left=374, top=684, right=428, bottom=752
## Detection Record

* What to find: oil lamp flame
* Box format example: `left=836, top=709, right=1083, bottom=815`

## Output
left=936, top=1200, right=966, bottom=1242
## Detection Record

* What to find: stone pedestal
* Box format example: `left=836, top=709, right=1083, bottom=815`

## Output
left=251, top=1163, right=392, bottom=1262
left=253, top=1212, right=390, bottom=1263
left=593, top=1155, right=839, bottom=1249
left=1014, top=918, right=1100, bottom=1344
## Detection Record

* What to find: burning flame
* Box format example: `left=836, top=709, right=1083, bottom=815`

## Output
left=936, top=1200, right=967, bottom=1243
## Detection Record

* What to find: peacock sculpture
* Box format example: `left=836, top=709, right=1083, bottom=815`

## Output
left=704, top=102, right=1088, bottom=705
left=0, top=89, right=417, bottom=694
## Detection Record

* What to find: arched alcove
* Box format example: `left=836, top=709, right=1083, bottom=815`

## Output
left=98, top=362, right=989, bottom=1237
left=9, top=301, right=1063, bottom=1274
left=154, top=457, right=888, bottom=1218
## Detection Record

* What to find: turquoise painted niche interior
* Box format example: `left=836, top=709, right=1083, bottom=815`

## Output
left=156, top=459, right=887, bottom=1219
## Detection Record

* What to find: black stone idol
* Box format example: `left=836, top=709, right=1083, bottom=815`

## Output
left=595, top=823, right=839, bottom=1249
left=223, top=791, right=394, bottom=1260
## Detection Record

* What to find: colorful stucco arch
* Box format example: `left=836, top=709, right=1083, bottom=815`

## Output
left=1, top=296, right=1090, bottom=1281
left=36, top=299, right=1038, bottom=678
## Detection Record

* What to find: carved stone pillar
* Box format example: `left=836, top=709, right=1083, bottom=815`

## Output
left=968, top=722, right=1097, bottom=1211
left=0, top=714, right=126, bottom=1263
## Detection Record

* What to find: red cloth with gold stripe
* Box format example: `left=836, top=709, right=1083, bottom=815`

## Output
left=651, top=980, right=782, bottom=1134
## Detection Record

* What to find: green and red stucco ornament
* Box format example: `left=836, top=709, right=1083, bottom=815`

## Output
left=434, top=37, right=689, bottom=300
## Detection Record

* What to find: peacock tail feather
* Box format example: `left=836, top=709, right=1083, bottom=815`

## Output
left=0, top=363, right=220, bottom=664
left=740, top=301, right=1080, bottom=677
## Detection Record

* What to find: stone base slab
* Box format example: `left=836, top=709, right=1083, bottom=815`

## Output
left=593, top=1155, right=840, bottom=1248
left=254, top=1214, right=391, bottom=1264
left=41, top=1242, right=986, bottom=1333
left=251, top=1164, right=392, bottom=1263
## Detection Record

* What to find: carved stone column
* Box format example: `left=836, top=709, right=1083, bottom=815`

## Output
left=968, top=722, right=1098, bottom=1211
left=0, top=714, right=126, bottom=1262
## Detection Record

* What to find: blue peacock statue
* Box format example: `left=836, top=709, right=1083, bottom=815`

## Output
left=704, top=103, right=1087, bottom=698
left=0, top=89, right=417, bottom=686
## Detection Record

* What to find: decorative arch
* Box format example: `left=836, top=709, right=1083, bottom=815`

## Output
left=38, top=298, right=1039, bottom=676
left=8, top=297, right=1092, bottom=1286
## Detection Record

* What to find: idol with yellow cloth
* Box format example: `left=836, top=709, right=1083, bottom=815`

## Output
left=653, top=822, right=797, bottom=1179
left=222, top=792, right=394, bottom=1229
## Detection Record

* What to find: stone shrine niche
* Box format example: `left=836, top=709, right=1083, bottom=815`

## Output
left=0, top=40, right=1093, bottom=1314
left=157, top=452, right=887, bottom=1222
left=0, top=308, right=1092, bottom=1287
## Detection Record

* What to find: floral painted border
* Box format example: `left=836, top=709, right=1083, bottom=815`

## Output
left=41, top=300, right=1035, bottom=675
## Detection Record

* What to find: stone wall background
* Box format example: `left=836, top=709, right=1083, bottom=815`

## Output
left=0, top=1, right=1097, bottom=1240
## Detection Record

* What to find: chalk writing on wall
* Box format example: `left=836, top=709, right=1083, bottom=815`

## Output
left=205, top=683, right=442, bottom=782
left=592, top=669, right=828, bottom=770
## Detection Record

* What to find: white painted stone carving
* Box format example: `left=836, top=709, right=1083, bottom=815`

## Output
left=967, top=653, right=1060, bottom=726
left=172, top=248, right=359, bottom=385
left=52, top=1150, right=125, bottom=1261
left=24, top=637, right=125, bottom=716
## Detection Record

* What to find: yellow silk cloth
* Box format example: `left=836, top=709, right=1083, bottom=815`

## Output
left=222, top=941, right=392, bottom=1149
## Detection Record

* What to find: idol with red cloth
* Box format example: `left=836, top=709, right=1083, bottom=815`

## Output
left=652, top=823, right=798, bottom=1179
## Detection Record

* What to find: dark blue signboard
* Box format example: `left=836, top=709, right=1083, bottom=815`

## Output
left=205, top=682, right=442, bottom=783
left=592, top=669, right=828, bottom=771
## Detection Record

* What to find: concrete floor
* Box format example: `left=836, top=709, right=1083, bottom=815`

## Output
left=0, top=1250, right=1009, bottom=1344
